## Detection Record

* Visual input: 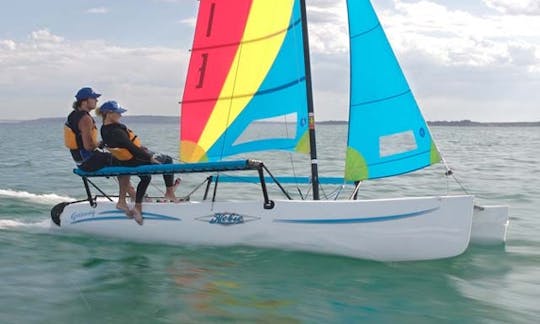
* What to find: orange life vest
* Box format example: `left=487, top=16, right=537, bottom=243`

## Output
left=107, top=128, right=142, bottom=161
left=64, top=110, right=98, bottom=163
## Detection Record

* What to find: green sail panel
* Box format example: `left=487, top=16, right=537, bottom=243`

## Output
left=345, top=0, right=440, bottom=181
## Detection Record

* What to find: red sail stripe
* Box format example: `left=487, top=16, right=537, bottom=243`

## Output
left=181, top=0, right=253, bottom=143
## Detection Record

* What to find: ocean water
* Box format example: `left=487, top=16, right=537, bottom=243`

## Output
left=0, top=120, right=539, bottom=323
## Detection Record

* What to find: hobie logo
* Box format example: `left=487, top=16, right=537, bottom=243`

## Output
left=197, top=212, right=259, bottom=226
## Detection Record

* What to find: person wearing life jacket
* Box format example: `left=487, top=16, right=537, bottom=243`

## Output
left=64, top=87, right=114, bottom=171
left=65, top=87, right=134, bottom=216
left=97, top=100, right=179, bottom=225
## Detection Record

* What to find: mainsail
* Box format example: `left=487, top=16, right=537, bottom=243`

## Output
left=345, top=0, right=440, bottom=181
left=180, top=0, right=309, bottom=163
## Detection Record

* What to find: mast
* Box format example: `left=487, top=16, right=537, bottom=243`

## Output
left=299, top=0, right=320, bottom=200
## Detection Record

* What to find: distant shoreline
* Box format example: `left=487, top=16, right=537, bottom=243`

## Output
left=318, top=120, right=540, bottom=127
left=1, top=116, right=539, bottom=127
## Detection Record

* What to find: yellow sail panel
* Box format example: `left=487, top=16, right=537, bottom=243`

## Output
left=197, top=0, right=296, bottom=154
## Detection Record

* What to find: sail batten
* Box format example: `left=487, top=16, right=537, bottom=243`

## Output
left=350, top=23, right=381, bottom=39
left=345, top=0, right=440, bottom=181
left=351, top=89, right=411, bottom=107
left=191, top=19, right=302, bottom=52
left=181, top=77, right=306, bottom=105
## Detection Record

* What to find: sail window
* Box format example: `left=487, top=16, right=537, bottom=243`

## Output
left=379, top=131, right=417, bottom=158
left=233, top=113, right=297, bottom=145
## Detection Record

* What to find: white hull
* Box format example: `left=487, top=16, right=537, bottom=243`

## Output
left=55, top=195, right=474, bottom=261
left=471, top=205, right=509, bottom=245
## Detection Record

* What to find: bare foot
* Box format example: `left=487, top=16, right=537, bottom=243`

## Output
left=173, top=178, right=181, bottom=190
left=133, top=204, right=144, bottom=225
left=164, top=179, right=181, bottom=202
left=116, top=202, right=134, bottom=218
left=164, top=195, right=178, bottom=202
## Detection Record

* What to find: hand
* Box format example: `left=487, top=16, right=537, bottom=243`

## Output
left=151, top=157, right=161, bottom=164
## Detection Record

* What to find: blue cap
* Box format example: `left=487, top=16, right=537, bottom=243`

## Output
left=100, top=101, right=127, bottom=114
left=75, top=87, right=101, bottom=101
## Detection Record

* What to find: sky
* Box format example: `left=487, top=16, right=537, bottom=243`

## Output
left=0, top=0, right=539, bottom=122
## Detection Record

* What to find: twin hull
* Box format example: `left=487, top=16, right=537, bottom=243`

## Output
left=58, top=195, right=474, bottom=261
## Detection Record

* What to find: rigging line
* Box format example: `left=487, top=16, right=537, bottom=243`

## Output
left=184, top=177, right=211, bottom=199
left=288, top=6, right=307, bottom=199
left=446, top=171, right=450, bottom=196
left=333, top=185, right=345, bottom=200
left=304, top=181, right=312, bottom=198
left=282, top=92, right=303, bottom=198
left=320, top=183, right=329, bottom=200
left=283, top=112, right=302, bottom=196
left=218, top=42, right=245, bottom=161
left=150, top=182, right=165, bottom=195
left=325, top=185, right=343, bottom=200
left=450, top=172, right=471, bottom=195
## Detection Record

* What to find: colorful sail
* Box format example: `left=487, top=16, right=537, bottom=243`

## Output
left=344, top=0, right=440, bottom=181
left=180, top=0, right=309, bottom=162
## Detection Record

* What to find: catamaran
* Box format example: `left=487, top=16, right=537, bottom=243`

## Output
left=51, top=0, right=509, bottom=261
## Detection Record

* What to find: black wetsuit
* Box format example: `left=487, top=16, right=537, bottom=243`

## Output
left=101, top=123, right=174, bottom=203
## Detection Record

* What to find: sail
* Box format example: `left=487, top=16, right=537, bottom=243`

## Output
left=344, top=0, right=441, bottom=181
left=180, top=0, right=309, bottom=163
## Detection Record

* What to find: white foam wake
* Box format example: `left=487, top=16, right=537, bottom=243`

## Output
left=0, top=189, right=74, bottom=205
left=0, top=219, right=51, bottom=230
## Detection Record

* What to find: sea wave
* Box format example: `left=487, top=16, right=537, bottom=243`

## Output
left=0, top=161, right=31, bottom=168
left=0, top=219, right=51, bottom=230
left=0, top=189, right=74, bottom=205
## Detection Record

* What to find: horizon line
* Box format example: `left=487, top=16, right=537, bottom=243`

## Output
left=1, top=115, right=539, bottom=124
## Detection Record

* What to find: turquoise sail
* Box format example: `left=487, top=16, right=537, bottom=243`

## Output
left=344, top=0, right=440, bottom=181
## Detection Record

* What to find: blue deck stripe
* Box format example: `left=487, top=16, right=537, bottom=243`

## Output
left=273, top=207, right=439, bottom=224
left=71, top=210, right=181, bottom=224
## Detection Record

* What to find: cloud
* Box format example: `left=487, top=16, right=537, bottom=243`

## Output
left=1, top=1, right=539, bottom=122
left=307, top=1, right=348, bottom=54
left=299, top=0, right=540, bottom=122
left=483, top=0, right=540, bottom=15
left=86, top=7, right=109, bottom=14
left=177, top=17, right=196, bottom=27
left=31, top=29, right=64, bottom=43
left=0, top=39, right=16, bottom=50
left=0, top=29, right=189, bottom=119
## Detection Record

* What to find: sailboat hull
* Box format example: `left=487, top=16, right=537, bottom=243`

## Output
left=53, top=195, right=473, bottom=261
left=471, top=205, right=509, bottom=245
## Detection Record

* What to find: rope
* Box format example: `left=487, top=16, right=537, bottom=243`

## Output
left=218, top=43, right=244, bottom=161
left=288, top=11, right=308, bottom=200
left=449, top=172, right=471, bottom=195
left=320, top=184, right=329, bottom=200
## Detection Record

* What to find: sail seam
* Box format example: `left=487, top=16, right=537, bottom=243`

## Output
left=181, top=77, right=306, bottom=104
left=192, top=19, right=302, bottom=52
left=363, top=164, right=431, bottom=180
left=350, top=23, right=381, bottom=39
left=351, top=89, right=411, bottom=107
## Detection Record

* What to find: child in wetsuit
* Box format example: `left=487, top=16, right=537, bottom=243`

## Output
left=97, top=100, right=178, bottom=225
